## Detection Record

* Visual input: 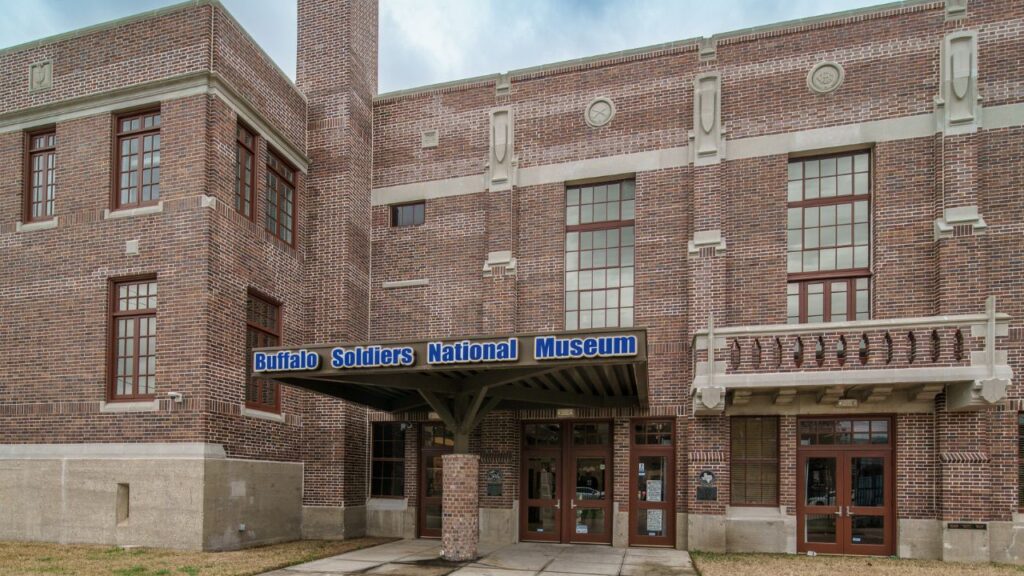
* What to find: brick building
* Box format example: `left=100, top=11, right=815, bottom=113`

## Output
left=0, top=0, right=1022, bottom=564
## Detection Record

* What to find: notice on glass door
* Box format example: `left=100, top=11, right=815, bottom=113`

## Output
left=646, top=480, right=662, bottom=502
left=646, top=509, right=664, bottom=533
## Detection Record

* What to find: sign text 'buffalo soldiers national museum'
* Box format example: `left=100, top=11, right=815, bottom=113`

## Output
left=0, top=0, right=1022, bottom=564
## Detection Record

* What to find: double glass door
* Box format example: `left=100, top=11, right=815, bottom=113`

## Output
left=797, top=418, right=893, bottom=556
left=520, top=421, right=613, bottom=544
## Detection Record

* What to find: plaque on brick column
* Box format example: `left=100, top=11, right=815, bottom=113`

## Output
left=696, top=469, right=717, bottom=501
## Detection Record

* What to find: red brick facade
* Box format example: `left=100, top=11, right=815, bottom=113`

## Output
left=0, top=0, right=1022, bottom=560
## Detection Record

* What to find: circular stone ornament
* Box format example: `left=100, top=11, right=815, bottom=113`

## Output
left=807, top=61, right=845, bottom=94
left=585, top=97, right=616, bottom=128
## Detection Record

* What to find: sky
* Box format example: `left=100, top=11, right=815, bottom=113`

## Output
left=0, top=0, right=882, bottom=94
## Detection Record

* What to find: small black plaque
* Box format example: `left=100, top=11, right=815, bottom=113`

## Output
left=696, top=486, right=718, bottom=501
left=947, top=522, right=986, bottom=530
left=487, top=483, right=503, bottom=496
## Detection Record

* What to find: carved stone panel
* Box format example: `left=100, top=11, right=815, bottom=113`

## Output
left=807, top=61, right=845, bottom=94
left=29, top=60, right=52, bottom=93
left=691, top=72, right=723, bottom=165
left=938, top=31, right=980, bottom=134
left=488, top=108, right=515, bottom=191
left=584, top=97, right=615, bottom=128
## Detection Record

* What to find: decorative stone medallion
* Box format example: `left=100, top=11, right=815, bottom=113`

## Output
left=29, top=60, right=52, bottom=93
left=584, top=97, right=616, bottom=128
left=807, top=61, right=845, bottom=94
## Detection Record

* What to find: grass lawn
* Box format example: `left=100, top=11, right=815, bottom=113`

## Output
left=0, top=537, right=396, bottom=576
left=691, top=552, right=1024, bottom=575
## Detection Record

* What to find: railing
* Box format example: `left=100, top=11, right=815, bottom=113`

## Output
left=691, top=296, right=1012, bottom=413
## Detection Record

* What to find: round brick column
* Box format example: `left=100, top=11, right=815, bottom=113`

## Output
left=441, top=453, right=479, bottom=561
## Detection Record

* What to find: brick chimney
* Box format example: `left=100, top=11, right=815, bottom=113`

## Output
left=296, top=0, right=378, bottom=540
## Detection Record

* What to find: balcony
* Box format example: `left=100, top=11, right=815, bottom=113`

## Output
left=692, top=297, right=1012, bottom=414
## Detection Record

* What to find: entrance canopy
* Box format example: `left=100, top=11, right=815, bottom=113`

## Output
left=254, top=328, right=648, bottom=451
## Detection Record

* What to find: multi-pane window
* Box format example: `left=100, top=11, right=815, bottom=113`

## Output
left=116, top=110, right=161, bottom=208
left=371, top=422, right=406, bottom=497
left=731, top=417, right=779, bottom=506
left=110, top=279, right=158, bottom=399
left=265, top=151, right=295, bottom=245
left=235, top=124, right=256, bottom=219
left=391, top=202, right=424, bottom=227
left=788, top=277, right=870, bottom=324
left=565, top=179, right=635, bottom=330
left=26, top=131, right=56, bottom=221
left=246, top=292, right=280, bottom=412
left=786, top=152, right=871, bottom=324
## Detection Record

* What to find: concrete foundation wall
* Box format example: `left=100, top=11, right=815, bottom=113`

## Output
left=898, top=519, right=942, bottom=560
left=0, top=458, right=205, bottom=549
left=479, top=505, right=516, bottom=545
left=302, top=505, right=367, bottom=540
left=202, top=459, right=303, bottom=550
left=0, top=444, right=304, bottom=551
left=366, top=498, right=416, bottom=539
left=687, top=513, right=726, bottom=552
left=725, top=507, right=796, bottom=553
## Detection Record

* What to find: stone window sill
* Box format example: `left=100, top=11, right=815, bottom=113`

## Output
left=382, top=279, right=429, bottom=289
left=100, top=399, right=160, bottom=413
left=104, top=202, right=164, bottom=220
left=241, top=405, right=285, bottom=423
left=367, top=497, right=409, bottom=511
left=16, top=218, right=59, bottom=233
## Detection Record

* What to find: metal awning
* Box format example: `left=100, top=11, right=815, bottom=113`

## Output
left=254, top=328, right=647, bottom=451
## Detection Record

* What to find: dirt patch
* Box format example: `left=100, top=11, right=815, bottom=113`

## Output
left=0, top=537, right=396, bottom=576
left=691, top=552, right=1024, bottom=576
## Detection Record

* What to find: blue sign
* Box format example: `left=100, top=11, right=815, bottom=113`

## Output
left=331, top=345, right=415, bottom=369
left=534, top=334, right=637, bottom=360
left=427, top=337, right=518, bottom=365
left=253, top=349, right=320, bottom=372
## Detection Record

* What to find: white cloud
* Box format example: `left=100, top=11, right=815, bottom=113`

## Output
left=0, top=0, right=883, bottom=93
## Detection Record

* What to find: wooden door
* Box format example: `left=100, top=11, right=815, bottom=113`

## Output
left=629, top=419, right=675, bottom=547
left=565, top=421, right=613, bottom=544
left=520, top=422, right=563, bottom=542
left=418, top=423, right=453, bottom=538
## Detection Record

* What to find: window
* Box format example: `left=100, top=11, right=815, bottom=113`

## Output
left=110, top=278, right=158, bottom=399
left=26, top=130, right=56, bottom=221
left=788, top=277, right=870, bottom=324
left=115, top=110, right=161, bottom=208
left=265, top=151, right=295, bottom=245
left=246, top=292, right=281, bottom=412
left=787, top=152, right=871, bottom=324
left=371, top=422, right=406, bottom=497
left=731, top=417, right=778, bottom=506
left=565, top=179, right=635, bottom=330
left=391, top=202, right=424, bottom=227
left=235, top=124, right=256, bottom=219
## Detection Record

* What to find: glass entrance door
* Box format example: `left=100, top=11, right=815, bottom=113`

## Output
left=629, top=420, right=674, bottom=547
left=418, top=423, right=453, bottom=538
left=521, top=423, right=563, bottom=542
left=797, top=418, right=894, bottom=556
left=568, top=422, right=612, bottom=543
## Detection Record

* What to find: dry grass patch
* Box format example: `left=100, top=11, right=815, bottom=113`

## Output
left=691, top=552, right=1024, bottom=576
left=0, top=537, right=396, bottom=576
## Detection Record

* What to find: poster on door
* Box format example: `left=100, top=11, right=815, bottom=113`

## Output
left=646, top=509, right=664, bottom=534
left=646, top=479, right=662, bottom=502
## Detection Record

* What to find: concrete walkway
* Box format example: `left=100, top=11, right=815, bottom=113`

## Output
left=263, top=538, right=697, bottom=576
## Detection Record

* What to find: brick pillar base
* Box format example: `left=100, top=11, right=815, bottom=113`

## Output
left=442, top=453, right=479, bottom=561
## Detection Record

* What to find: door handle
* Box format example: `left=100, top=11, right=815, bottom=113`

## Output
left=554, top=499, right=560, bottom=510
left=571, top=499, right=577, bottom=509
left=846, top=506, right=851, bottom=517
left=835, top=507, right=843, bottom=516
